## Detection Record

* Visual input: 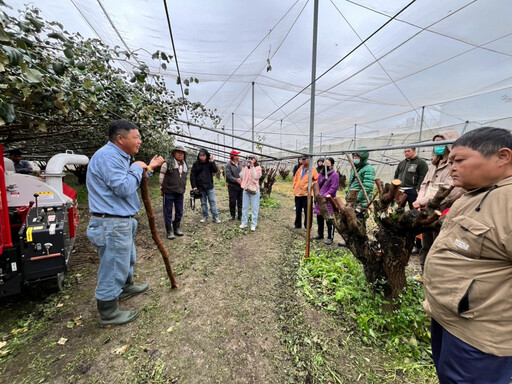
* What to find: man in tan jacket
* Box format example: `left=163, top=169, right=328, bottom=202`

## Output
left=423, top=127, right=512, bottom=383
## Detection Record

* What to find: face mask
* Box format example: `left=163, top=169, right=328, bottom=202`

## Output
left=434, top=146, right=446, bottom=155
left=353, top=159, right=360, bottom=165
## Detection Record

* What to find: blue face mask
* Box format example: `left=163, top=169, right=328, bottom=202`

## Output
left=353, top=159, right=360, bottom=165
left=434, top=146, right=446, bottom=155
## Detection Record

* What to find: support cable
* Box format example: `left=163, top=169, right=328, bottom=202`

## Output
left=163, top=0, right=190, bottom=127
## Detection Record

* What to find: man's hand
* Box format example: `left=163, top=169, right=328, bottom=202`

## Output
left=193, top=187, right=198, bottom=191
left=236, top=178, right=242, bottom=184
left=412, top=201, right=421, bottom=210
left=149, top=155, right=165, bottom=169
left=210, top=155, right=215, bottom=162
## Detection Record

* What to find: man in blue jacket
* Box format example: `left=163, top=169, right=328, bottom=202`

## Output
left=86, top=120, right=164, bottom=326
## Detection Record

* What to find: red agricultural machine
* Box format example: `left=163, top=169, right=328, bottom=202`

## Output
left=0, top=145, right=88, bottom=297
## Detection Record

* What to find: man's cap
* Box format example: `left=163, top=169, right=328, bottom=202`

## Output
left=172, top=145, right=186, bottom=153
left=230, top=150, right=241, bottom=157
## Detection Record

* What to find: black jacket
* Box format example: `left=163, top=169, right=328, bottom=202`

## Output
left=393, top=156, right=429, bottom=190
left=190, top=151, right=218, bottom=191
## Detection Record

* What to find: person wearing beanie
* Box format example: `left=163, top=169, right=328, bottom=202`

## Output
left=313, top=157, right=339, bottom=245
left=411, top=130, right=464, bottom=281
left=190, top=148, right=221, bottom=223
left=160, top=145, right=188, bottom=239
left=316, top=158, right=325, bottom=175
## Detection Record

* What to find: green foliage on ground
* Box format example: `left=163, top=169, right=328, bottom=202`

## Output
left=298, top=247, right=436, bottom=379
left=260, top=195, right=279, bottom=208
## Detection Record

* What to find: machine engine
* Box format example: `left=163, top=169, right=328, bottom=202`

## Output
left=0, top=147, right=88, bottom=296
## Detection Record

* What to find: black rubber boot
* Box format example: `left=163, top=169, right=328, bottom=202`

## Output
left=166, top=224, right=175, bottom=240
left=119, top=275, right=149, bottom=301
left=97, top=299, right=138, bottom=326
left=173, top=221, right=184, bottom=237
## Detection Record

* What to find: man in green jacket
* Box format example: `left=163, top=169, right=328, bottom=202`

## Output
left=423, top=127, right=512, bottom=383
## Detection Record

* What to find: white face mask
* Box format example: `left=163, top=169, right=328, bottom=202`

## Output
left=353, top=159, right=360, bottom=165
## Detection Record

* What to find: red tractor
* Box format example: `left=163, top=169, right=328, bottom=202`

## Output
left=0, top=145, right=88, bottom=296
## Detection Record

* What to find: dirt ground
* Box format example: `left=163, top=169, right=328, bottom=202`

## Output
left=0, top=179, right=427, bottom=384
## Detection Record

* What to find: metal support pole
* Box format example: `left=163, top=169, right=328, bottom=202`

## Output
left=232, top=113, right=234, bottom=148
left=305, top=0, right=319, bottom=259
left=419, top=106, right=425, bottom=142
left=252, top=81, right=255, bottom=153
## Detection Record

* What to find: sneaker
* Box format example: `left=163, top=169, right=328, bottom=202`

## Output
left=312, top=235, right=324, bottom=240
left=324, top=238, right=333, bottom=245
left=338, top=242, right=347, bottom=247
left=214, top=218, right=222, bottom=223
left=229, top=216, right=236, bottom=221
left=411, top=246, right=420, bottom=254
left=239, top=224, right=247, bottom=229
left=251, top=226, right=256, bottom=231
left=200, top=217, right=207, bottom=223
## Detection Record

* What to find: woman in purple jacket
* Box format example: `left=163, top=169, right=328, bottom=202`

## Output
left=313, top=157, right=339, bottom=245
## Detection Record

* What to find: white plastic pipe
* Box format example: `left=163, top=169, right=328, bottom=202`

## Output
left=44, top=152, right=89, bottom=194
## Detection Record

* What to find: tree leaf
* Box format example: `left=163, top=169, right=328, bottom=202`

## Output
left=24, top=68, right=43, bottom=83
left=83, top=78, right=94, bottom=89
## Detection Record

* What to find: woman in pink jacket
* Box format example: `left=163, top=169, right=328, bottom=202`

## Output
left=239, top=155, right=262, bottom=231
left=412, top=130, right=464, bottom=280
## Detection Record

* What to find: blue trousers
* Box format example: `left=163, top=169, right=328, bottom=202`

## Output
left=163, top=193, right=184, bottom=226
left=200, top=188, right=219, bottom=219
left=87, top=217, right=137, bottom=301
left=431, top=318, right=512, bottom=384
left=241, top=189, right=260, bottom=228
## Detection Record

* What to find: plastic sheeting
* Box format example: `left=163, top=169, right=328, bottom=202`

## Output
left=6, top=0, right=512, bottom=153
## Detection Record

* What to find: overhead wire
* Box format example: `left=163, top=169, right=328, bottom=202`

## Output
left=254, top=0, right=418, bottom=128
left=163, top=0, right=190, bottom=129
left=329, top=0, right=429, bottom=131
left=204, top=0, right=306, bottom=109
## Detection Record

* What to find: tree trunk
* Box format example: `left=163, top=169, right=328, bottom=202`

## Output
left=315, top=179, right=459, bottom=308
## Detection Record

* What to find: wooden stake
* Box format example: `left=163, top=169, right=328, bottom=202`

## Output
left=140, top=172, right=178, bottom=288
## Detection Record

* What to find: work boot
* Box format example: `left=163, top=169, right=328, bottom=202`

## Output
left=97, top=298, right=138, bottom=326
left=166, top=224, right=175, bottom=240
left=119, top=275, right=149, bottom=301
left=173, top=221, right=184, bottom=237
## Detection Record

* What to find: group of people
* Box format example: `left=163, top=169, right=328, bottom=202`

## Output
left=85, top=120, right=263, bottom=326
left=84, top=119, right=512, bottom=383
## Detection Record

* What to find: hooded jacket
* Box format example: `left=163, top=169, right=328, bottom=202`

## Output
left=423, top=176, right=512, bottom=356
left=190, top=149, right=218, bottom=191
left=346, top=150, right=375, bottom=207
